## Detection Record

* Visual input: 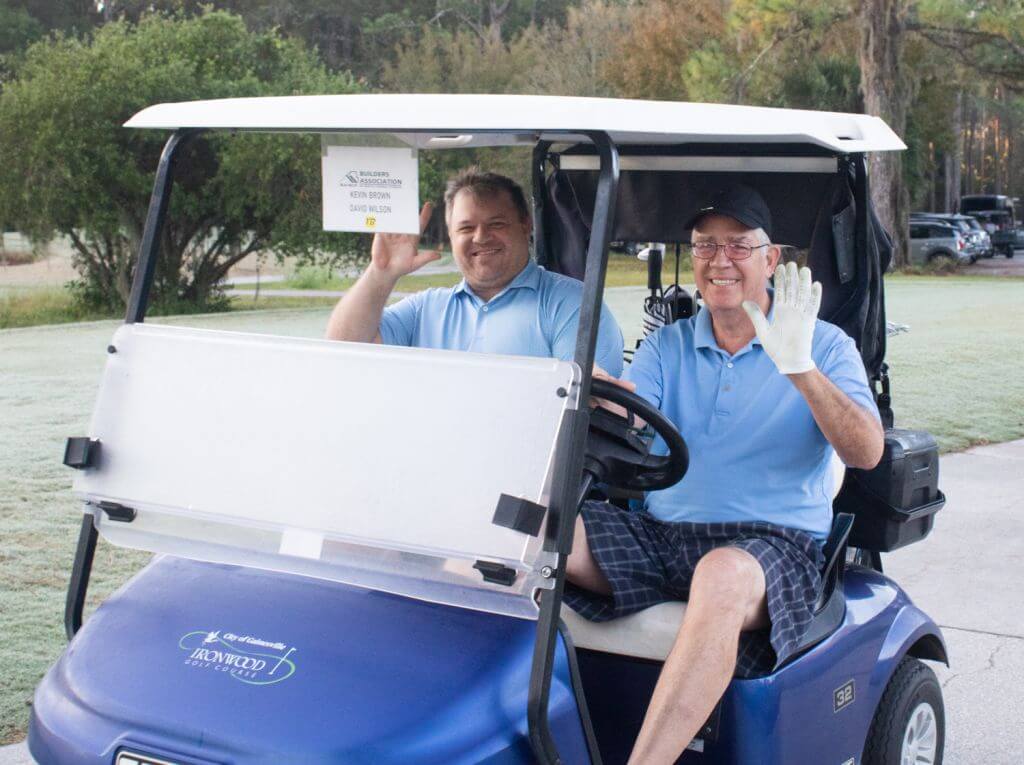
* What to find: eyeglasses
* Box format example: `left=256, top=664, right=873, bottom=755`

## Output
left=689, top=241, right=769, bottom=261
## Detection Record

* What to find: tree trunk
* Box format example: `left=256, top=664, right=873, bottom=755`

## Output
left=980, top=100, right=989, bottom=192
left=945, top=90, right=963, bottom=212
left=1008, top=95, right=1017, bottom=199
left=965, top=100, right=976, bottom=194
left=858, top=0, right=910, bottom=267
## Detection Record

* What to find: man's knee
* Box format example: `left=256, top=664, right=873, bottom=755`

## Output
left=688, top=548, right=767, bottom=627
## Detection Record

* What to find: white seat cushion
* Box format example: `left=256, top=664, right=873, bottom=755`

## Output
left=561, top=454, right=845, bottom=662
left=829, top=452, right=846, bottom=500
left=561, top=601, right=687, bottom=662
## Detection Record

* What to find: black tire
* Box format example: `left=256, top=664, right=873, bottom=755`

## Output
left=863, top=657, right=945, bottom=765
left=927, top=251, right=957, bottom=271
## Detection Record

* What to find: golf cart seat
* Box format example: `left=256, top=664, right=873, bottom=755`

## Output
left=561, top=455, right=851, bottom=664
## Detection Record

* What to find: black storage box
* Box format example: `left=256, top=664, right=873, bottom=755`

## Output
left=833, top=428, right=945, bottom=552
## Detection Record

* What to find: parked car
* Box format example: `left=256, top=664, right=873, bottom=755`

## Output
left=960, top=215, right=995, bottom=257
left=909, top=221, right=971, bottom=266
left=967, top=210, right=1022, bottom=258
left=960, top=195, right=1023, bottom=257
left=911, top=213, right=988, bottom=260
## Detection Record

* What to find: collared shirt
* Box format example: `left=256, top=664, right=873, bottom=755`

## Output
left=624, top=302, right=879, bottom=539
left=379, top=260, right=625, bottom=376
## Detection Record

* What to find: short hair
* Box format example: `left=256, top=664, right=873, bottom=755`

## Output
left=444, top=167, right=530, bottom=224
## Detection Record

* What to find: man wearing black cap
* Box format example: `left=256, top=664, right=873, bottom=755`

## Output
left=564, top=185, right=885, bottom=764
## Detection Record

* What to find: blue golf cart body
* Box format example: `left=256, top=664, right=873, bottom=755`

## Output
left=29, top=95, right=947, bottom=765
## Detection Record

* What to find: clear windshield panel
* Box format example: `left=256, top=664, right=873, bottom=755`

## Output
left=76, top=324, right=580, bottom=617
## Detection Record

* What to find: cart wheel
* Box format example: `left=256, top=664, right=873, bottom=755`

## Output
left=863, top=657, right=944, bottom=765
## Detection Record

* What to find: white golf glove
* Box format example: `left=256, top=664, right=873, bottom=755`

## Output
left=742, top=261, right=822, bottom=375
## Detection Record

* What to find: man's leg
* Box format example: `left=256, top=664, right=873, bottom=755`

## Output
left=627, top=547, right=768, bottom=765
left=564, top=514, right=613, bottom=595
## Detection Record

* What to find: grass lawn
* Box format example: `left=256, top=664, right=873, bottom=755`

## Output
left=0, top=285, right=341, bottom=329
left=1, top=253, right=680, bottom=328
left=229, top=252, right=691, bottom=295
left=1, top=274, right=1022, bottom=742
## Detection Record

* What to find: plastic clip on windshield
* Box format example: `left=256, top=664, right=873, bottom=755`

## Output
left=90, top=501, right=137, bottom=523
left=63, top=437, right=101, bottom=470
left=492, top=493, right=547, bottom=537
left=472, top=560, right=517, bottom=587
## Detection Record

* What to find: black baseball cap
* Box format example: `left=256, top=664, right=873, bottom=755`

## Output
left=685, top=185, right=773, bottom=239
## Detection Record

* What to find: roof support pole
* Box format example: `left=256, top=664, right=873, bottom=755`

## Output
left=65, top=130, right=197, bottom=641
left=528, top=131, right=618, bottom=765
left=532, top=140, right=552, bottom=268
left=125, top=129, right=198, bottom=324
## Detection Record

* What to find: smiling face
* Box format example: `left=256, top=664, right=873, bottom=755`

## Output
left=691, top=214, right=780, bottom=315
left=447, top=188, right=532, bottom=302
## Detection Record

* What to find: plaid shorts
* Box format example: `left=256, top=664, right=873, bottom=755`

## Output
left=563, top=501, right=825, bottom=678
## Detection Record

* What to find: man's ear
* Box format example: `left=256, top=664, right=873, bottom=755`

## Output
left=522, top=214, right=534, bottom=238
left=766, top=244, right=782, bottom=274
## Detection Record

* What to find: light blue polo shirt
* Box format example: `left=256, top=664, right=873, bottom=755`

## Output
left=624, top=303, right=879, bottom=539
left=379, top=260, right=625, bottom=376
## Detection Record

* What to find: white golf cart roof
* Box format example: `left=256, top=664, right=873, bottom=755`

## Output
left=124, top=93, right=906, bottom=154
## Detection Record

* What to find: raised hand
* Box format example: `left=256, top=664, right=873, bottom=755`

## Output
left=369, top=202, right=441, bottom=282
left=742, top=261, right=822, bottom=375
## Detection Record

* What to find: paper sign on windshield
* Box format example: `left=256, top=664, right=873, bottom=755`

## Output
left=322, top=146, right=419, bottom=234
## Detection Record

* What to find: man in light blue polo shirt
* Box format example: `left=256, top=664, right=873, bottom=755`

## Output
left=564, top=185, right=884, bottom=765
left=325, top=168, right=623, bottom=375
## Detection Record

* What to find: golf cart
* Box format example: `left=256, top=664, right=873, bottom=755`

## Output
left=30, top=95, right=948, bottom=765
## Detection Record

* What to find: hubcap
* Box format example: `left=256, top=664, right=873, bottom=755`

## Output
left=901, top=702, right=939, bottom=765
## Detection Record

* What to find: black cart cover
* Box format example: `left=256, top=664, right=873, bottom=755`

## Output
left=539, top=151, right=892, bottom=383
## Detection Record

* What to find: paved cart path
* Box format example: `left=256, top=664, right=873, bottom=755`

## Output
left=883, top=439, right=1024, bottom=764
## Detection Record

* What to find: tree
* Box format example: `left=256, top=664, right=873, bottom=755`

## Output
left=600, top=0, right=728, bottom=101
left=523, top=0, right=632, bottom=98
left=859, top=0, right=911, bottom=267
left=0, top=11, right=362, bottom=310
left=0, top=2, right=44, bottom=57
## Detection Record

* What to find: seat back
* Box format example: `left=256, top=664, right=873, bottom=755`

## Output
left=75, top=323, right=580, bottom=617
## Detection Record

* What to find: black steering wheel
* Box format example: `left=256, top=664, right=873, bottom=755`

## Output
left=585, top=378, right=689, bottom=491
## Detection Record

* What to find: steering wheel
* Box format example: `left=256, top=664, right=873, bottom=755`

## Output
left=586, top=378, right=689, bottom=491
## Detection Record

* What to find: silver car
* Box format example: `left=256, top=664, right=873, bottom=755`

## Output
left=909, top=221, right=971, bottom=265
left=911, top=214, right=985, bottom=261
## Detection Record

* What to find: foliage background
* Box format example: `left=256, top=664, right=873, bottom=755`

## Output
left=2, top=0, right=1022, bottom=309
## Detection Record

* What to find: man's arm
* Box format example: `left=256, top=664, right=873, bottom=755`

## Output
left=787, top=369, right=884, bottom=469
left=325, top=266, right=398, bottom=343
left=742, top=262, right=883, bottom=470
left=325, top=203, right=438, bottom=342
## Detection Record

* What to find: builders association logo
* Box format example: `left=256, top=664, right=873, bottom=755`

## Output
left=179, top=630, right=296, bottom=686
left=339, top=169, right=403, bottom=189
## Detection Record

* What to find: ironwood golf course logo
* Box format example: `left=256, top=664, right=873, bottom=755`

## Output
left=179, top=630, right=296, bottom=685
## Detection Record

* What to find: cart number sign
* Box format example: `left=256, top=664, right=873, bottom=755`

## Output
left=322, top=146, right=420, bottom=234
left=833, top=679, right=855, bottom=712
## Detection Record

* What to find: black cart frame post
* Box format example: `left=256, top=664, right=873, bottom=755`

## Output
left=527, top=131, right=619, bottom=765
left=64, top=130, right=194, bottom=640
